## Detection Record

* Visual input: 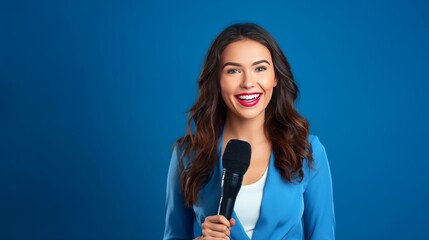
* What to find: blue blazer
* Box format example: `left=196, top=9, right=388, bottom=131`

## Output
left=164, top=135, right=335, bottom=240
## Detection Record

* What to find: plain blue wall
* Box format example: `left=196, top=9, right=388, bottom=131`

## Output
left=1, top=0, right=429, bottom=239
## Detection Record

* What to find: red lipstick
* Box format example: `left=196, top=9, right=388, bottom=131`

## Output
left=235, top=92, right=262, bottom=107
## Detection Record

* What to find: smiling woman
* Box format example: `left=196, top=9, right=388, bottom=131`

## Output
left=220, top=39, right=277, bottom=121
left=163, top=23, right=335, bottom=240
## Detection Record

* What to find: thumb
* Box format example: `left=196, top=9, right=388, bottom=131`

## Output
left=230, top=218, right=236, bottom=227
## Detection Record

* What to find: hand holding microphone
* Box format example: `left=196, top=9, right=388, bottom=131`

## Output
left=200, top=140, right=251, bottom=239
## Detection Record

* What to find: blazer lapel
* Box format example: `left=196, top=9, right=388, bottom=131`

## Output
left=230, top=211, right=251, bottom=240
left=251, top=153, right=305, bottom=240
left=227, top=153, right=276, bottom=240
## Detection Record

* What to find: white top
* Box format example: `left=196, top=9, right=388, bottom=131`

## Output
left=234, top=167, right=268, bottom=239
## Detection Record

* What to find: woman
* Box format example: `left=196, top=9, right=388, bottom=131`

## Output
left=164, top=23, right=335, bottom=240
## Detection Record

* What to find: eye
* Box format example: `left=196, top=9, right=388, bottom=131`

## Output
left=255, top=66, right=267, bottom=72
left=227, top=68, right=240, bottom=74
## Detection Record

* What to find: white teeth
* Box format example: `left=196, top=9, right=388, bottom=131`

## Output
left=237, top=94, right=260, bottom=100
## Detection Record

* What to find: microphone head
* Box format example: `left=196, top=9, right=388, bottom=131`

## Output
left=222, top=139, right=251, bottom=175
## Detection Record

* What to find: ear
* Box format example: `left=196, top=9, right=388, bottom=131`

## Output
left=274, top=77, right=278, bottom=87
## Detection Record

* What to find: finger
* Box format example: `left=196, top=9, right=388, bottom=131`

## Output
left=202, top=222, right=231, bottom=234
left=205, top=215, right=231, bottom=227
left=202, top=227, right=231, bottom=239
left=229, top=218, right=236, bottom=227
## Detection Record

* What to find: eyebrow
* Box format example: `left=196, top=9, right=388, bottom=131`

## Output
left=222, top=59, right=271, bottom=69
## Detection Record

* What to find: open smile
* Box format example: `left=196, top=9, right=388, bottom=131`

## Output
left=235, top=93, right=262, bottom=107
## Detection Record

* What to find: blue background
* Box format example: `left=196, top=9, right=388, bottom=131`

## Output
left=1, top=0, right=429, bottom=239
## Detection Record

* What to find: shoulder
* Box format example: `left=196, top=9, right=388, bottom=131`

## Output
left=302, top=134, right=333, bottom=188
left=308, top=134, right=327, bottom=160
left=308, top=134, right=323, bottom=148
left=305, top=134, right=330, bottom=174
left=171, top=138, right=193, bottom=168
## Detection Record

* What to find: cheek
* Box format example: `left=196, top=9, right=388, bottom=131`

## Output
left=262, top=78, right=277, bottom=91
left=262, top=79, right=276, bottom=101
left=220, top=91, right=235, bottom=107
left=219, top=83, right=230, bottom=102
left=220, top=91, right=228, bottom=103
left=220, top=79, right=235, bottom=95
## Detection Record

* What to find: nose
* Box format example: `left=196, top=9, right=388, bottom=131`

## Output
left=240, top=72, right=255, bottom=89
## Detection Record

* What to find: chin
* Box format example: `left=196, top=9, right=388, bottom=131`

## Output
left=236, top=110, right=265, bottom=120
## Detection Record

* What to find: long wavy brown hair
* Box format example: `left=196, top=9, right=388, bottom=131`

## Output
left=177, top=23, right=313, bottom=207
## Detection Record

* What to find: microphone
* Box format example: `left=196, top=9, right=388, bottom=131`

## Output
left=218, top=139, right=251, bottom=220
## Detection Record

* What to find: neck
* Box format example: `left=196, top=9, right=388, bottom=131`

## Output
left=223, top=114, right=267, bottom=145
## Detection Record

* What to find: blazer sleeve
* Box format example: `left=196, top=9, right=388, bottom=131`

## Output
left=163, top=147, right=195, bottom=240
left=303, top=136, right=336, bottom=240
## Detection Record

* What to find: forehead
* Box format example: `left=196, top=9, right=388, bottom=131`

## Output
left=221, top=39, right=272, bottom=64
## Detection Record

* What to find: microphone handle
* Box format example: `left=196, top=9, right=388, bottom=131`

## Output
left=218, top=172, right=243, bottom=220
left=218, top=197, right=236, bottom=220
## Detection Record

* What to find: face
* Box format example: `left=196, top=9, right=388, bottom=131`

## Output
left=219, top=39, right=277, bottom=122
